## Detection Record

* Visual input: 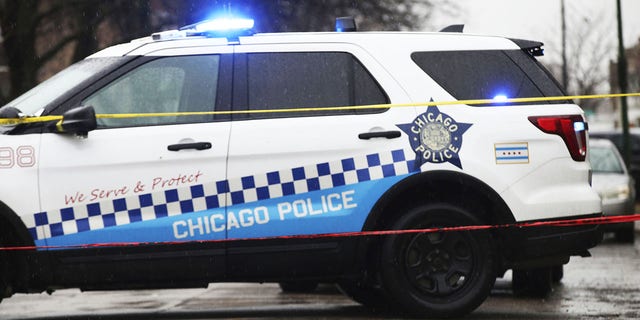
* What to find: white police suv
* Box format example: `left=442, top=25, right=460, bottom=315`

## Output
left=0, top=18, right=602, bottom=317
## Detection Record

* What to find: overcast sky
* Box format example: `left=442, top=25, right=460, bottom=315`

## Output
left=428, top=0, right=640, bottom=123
left=432, top=0, right=640, bottom=65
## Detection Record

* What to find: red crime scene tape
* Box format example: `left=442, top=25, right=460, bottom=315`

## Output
left=1, top=213, right=638, bottom=252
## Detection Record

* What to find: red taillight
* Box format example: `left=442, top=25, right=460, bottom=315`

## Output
left=529, top=115, right=587, bottom=161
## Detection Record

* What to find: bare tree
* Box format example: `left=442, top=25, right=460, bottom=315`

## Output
left=156, top=0, right=453, bottom=33
left=0, top=0, right=40, bottom=101
left=0, top=0, right=454, bottom=103
left=544, top=7, right=614, bottom=114
left=0, top=0, right=154, bottom=102
left=566, top=12, right=614, bottom=113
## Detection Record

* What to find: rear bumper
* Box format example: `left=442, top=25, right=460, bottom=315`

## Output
left=499, top=213, right=603, bottom=266
left=601, top=198, right=634, bottom=217
left=601, top=221, right=635, bottom=232
left=600, top=199, right=635, bottom=232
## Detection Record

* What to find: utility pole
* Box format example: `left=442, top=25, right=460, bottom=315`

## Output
left=617, top=0, right=630, bottom=166
left=561, top=0, right=568, bottom=91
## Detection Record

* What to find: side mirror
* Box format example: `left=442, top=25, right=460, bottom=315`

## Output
left=0, top=106, right=21, bottom=119
left=55, top=105, right=97, bottom=137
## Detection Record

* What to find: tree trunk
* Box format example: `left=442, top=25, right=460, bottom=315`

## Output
left=0, top=0, right=40, bottom=101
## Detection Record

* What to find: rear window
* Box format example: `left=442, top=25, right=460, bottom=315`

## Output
left=411, top=50, right=567, bottom=106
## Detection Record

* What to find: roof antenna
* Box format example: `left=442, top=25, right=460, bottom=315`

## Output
left=336, top=17, right=357, bottom=32
left=439, top=24, right=464, bottom=33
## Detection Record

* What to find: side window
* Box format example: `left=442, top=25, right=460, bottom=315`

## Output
left=84, top=55, right=220, bottom=128
left=411, top=50, right=566, bottom=106
left=245, top=52, right=388, bottom=119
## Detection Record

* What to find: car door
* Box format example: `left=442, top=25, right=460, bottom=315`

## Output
left=36, top=52, right=232, bottom=281
left=224, top=44, right=415, bottom=277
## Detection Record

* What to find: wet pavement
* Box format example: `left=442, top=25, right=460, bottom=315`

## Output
left=1, top=230, right=639, bottom=320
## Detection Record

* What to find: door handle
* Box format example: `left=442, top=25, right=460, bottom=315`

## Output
left=167, top=142, right=212, bottom=151
left=358, top=130, right=402, bottom=140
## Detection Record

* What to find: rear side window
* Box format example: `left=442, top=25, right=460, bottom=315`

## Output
left=411, top=50, right=566, bottom=106
left=245, top=52, right=388, bottom=119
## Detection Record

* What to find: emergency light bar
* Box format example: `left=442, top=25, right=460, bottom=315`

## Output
left=181, top=18, right=255, bottom=32
left=152, top=17, right=255, bottom=41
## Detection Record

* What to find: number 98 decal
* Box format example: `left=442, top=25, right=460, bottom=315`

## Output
left=0, top=146, right=36, bottom=168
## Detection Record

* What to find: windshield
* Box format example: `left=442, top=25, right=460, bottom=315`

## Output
left=589, top=146, right=624, bottom=174
left=2, top=57, right=128, bottom=116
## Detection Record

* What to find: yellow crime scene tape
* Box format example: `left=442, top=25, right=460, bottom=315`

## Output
left=0, top=91, right=639, bottom=252
left=1, top=92, right=640, bottom=126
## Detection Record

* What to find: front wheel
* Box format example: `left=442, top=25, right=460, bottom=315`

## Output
left=278, top=281, right=318, bottom=293
left=379, top=203, right=495, bottom=318
left=0, top=249, right=8, bottom=304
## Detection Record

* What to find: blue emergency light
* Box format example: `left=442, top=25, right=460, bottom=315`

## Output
left=492, top=94, right=508, bottom=103
left=152, top=17, right=256, bottom=41
left=189, top=18, right=255, bottom=32
left=179, top=17, right=255, bottom=39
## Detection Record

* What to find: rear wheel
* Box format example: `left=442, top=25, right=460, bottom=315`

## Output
left=512, top=267, right=553, bottom=297
left=379, top=203, right=495, bottom=318
left=615, top=224, right=635, bottom=243
left=337, top=279, right=392, bottom=313
left=551, top=265, right=564, bottom=283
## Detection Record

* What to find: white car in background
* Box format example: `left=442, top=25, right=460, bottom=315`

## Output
left=589, top=138, right=636, bottom=242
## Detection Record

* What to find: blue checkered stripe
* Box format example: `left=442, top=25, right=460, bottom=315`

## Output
left=25, top=149, right=416, bottom=241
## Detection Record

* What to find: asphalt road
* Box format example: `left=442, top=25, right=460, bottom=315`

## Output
left=1, top=229, right=639, bottom=320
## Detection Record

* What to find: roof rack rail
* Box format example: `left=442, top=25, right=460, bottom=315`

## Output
left=439, top=24, right=464, bottom=33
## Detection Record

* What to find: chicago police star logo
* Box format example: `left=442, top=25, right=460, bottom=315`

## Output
left=397, top=105, right=472, bottom=169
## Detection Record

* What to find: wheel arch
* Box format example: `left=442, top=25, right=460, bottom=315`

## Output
left=347, top=170, right=514, bottom=281
left=363, top=170, right=515, bottom=232
left=0, top=201, right=42, bottom=296
left=0, top=201, right=35, bottom=247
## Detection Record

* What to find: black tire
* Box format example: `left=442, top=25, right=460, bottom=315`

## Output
left=512, top=267, right=553, bottom=297
left=379, top=203, right=496, bottom=318
left=278, top=281, right=319, bottom=293
left=0, top=249, right=7, bottom=304
left=615, top=225, right=635, bottom=243
left=551, top=265, right=564, bottom=284
left=337, top=279, right=392, bottom=313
